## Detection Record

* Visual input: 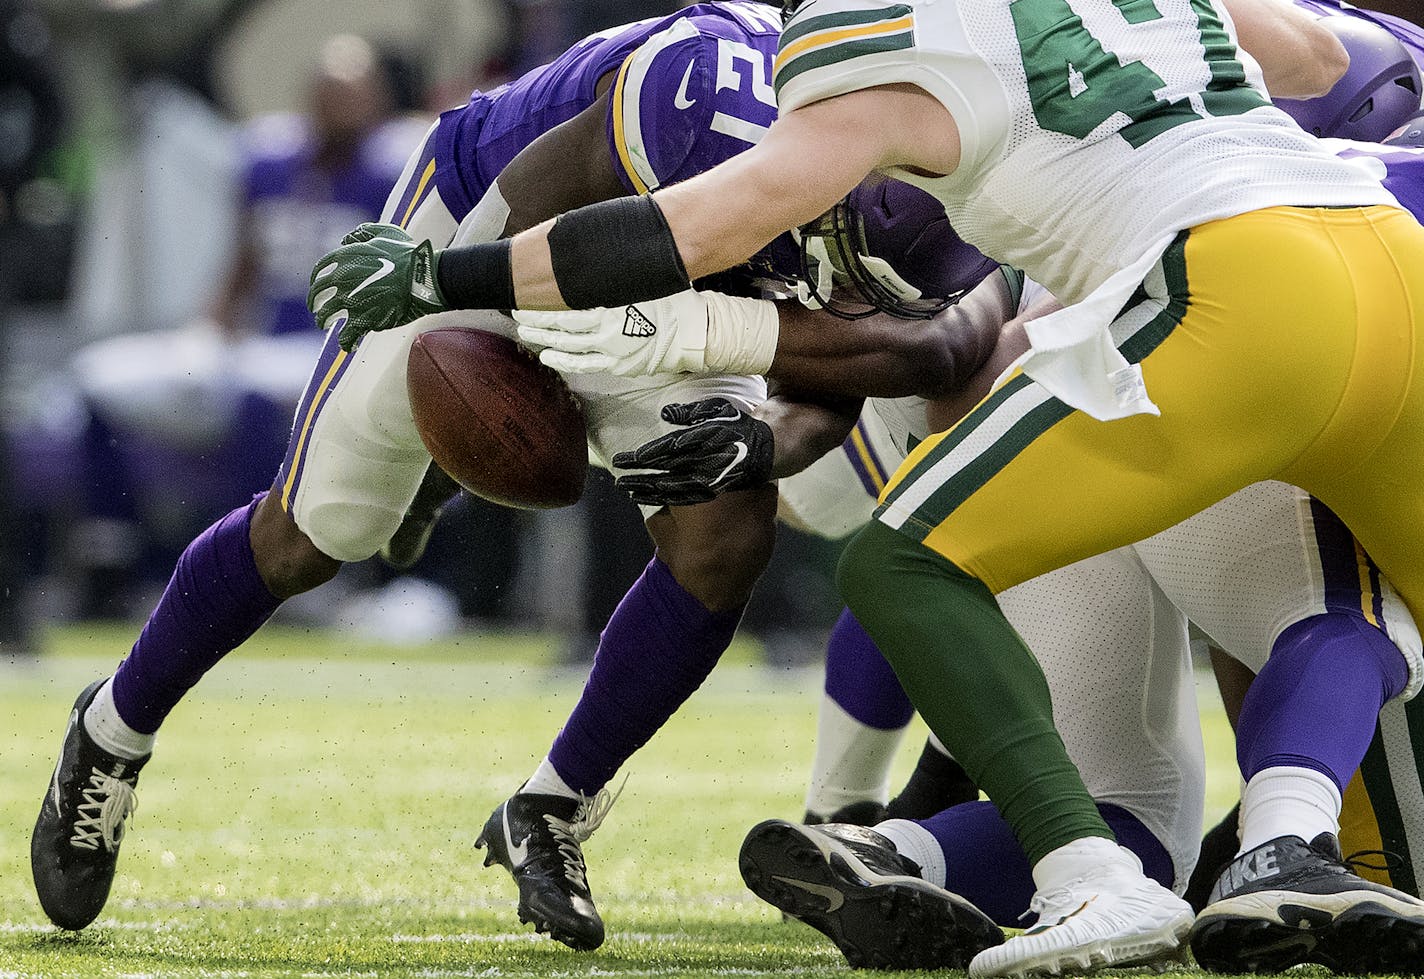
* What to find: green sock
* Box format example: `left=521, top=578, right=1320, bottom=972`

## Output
left=837, top=520, right=1112, bottom=865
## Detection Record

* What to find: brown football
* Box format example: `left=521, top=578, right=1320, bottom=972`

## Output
left=407, top=327, right=587, bottom=509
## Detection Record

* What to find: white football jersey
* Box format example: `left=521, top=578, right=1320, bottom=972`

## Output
left=775, top=0, right=1396, bottom=306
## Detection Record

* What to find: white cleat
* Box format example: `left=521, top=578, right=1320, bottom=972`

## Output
left=968, top=844, right=1193, bottom=978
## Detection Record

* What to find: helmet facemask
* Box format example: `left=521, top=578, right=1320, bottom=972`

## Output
left=793, top=176, right=998, bottom=320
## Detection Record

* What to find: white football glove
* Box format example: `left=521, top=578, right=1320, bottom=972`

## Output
left=513, top=290, right=712, bottom=376
left=514, top=289, right=780, bottom=378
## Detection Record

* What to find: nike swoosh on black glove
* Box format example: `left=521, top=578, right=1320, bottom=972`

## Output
left=611, top=398, right=774, bottom=507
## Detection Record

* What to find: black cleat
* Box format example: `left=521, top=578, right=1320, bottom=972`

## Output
left=1185, top=802, right=1240, bottom=914
left=380, top=464, right=461, bottom=571
left=1191, top=832, right=1424, bottom=974
left=31, top=679, right=148, bottom=930
left=474, top=788, right=618, bottom=951
left=803, top=800, right=888, bottom=827
left=886, top=739, right=980, bottom=821
left=786, top=804, right=888, bottom=924
left=739, top=818, right=1004, bottom=970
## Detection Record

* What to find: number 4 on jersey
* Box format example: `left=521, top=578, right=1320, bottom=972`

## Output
left=1011, top=0, right=1268, bottom=148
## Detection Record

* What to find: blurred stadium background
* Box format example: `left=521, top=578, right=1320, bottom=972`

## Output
left=0, top=0, right=847, bottom=661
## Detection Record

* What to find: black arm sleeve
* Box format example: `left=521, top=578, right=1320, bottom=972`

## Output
left=434, top=239, right=516, bottom=311
left=546, top=195, right=691, bottom=308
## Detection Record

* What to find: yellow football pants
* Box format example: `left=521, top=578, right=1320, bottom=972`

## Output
left=877, top=205, right=1424, bottom=626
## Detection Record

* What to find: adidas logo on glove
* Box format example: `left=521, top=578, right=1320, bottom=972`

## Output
left=622, top=306, right=656, bottom=338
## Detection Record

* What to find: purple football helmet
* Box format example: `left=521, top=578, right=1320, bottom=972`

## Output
left=796, top=176, right=998, bottom=319
left=1366, top=11, right=1424, bottom=81
left=1386, top=108, right=1424, bottom=148
left=1276, top=15, right=1422, bottom=142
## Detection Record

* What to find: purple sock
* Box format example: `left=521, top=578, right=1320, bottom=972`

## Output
left=548, top=557, right=742, bottom=794
left=825, top=608, right=914, bottom=730
left=110, top=493, right=282, bottom=733
left=921, top=800, right=1173, bottom=927
left=1237, top=612, right=1409, bottom=791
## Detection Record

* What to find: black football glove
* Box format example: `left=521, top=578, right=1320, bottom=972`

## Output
left=612, top=398, right=774, bottom=507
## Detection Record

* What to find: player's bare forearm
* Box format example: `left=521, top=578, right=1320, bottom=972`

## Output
left=500, top=87, right=958, bottom=310
left=500, top=88, right=626, bottom=237
left=660, top=87, right=959, bottom=282
left=768, top=270, right=1012, bottom=400
left=925, top=295, right=1060, bottom=431
left=501, top=121, right=867, bottom=308
left=755, top=389, right=863, bottom=480
left=1221, top=0, right=1348, bottom=98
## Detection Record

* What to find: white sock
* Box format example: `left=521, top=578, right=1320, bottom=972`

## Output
left=83, top=677, right=156, bottom=760
left=1032, top=836, right=1137, bottom=892
left=522, top=756, right=580, bottom=799
left=803, top=695, right=906, bottom=817
left=1238, top=765, right=1341, bottom=853
left=875, top=818, right=948, bottom=887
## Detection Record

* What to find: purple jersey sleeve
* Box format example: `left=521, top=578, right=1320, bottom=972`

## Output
left=424, top=3, right=780, bottom=220
left=605, top=12, right=781, bottom=194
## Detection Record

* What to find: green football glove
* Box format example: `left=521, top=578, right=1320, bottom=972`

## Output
left=307, top=222, right=448, bottom=351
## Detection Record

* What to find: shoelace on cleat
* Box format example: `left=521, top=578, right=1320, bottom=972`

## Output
left=1021, top=875, right=1116, bottom=936
left=1021, top=885, right=1082, bottom=933
left=542, top=780, right=624, bottom=893
left=1341, top=848, right=1405, bottom=874
left=70, top=767, right=138, bottom=852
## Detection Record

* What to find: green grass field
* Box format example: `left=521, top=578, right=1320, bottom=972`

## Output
left=1, top=624, right=1247, bottom=978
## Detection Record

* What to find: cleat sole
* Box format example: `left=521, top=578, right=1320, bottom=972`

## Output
left=1193, top=895, right=1424, bottom=974
left=740, top=819, right=1003, bottom=970
left=972, top=903, right=1191, bottom=977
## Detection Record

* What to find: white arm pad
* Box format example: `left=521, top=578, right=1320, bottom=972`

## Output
left=702, top=292, right=781, bottom=376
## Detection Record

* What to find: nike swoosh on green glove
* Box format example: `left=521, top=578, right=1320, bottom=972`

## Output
left=307, top=222, right=448, bottom=351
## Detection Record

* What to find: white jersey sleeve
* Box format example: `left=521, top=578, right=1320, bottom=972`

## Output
left=774, top=0, right=1009, bottom=179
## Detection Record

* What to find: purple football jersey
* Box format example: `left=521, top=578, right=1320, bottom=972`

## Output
left=601, top=4, right=781, bottom=195
left=417, top=2, right=782, bottom=221
left=1330, top=139, right=1424, bottom=219
left=244, top=115, right=419, bottom=335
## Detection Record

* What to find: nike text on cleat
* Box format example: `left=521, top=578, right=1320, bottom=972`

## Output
left=968, top=845, right=1192, bottom=977
left=739, top=818, right=1004, bottom=969
left=473, top=786, right=620, bottom=951
left=1190, top=832, right=1424, bottom=974
left=31, top=679, right=149, bottom=931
